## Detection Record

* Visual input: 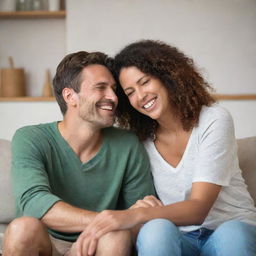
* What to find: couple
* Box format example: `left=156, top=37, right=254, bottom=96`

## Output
left=3, top=40, right=256, bottom=256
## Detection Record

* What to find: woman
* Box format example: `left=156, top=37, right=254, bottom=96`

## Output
left=113, top=40, right=256, bottom=256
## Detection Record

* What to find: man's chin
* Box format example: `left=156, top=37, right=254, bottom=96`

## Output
left=98, top=118, right=115, bottom=128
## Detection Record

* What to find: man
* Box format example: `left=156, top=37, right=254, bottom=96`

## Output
left=3, top=51, right=155, bottom=256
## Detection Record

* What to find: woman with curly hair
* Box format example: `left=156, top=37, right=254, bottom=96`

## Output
left=113, top=40, right=256, bottom=256
left=78, top=40, right=256, bottom=256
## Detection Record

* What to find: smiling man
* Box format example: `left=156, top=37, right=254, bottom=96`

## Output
left=3, top=51, right=155, bottom=256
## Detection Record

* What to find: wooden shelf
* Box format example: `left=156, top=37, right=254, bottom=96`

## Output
left=213, top=94, right=256, bottom=101
left=0, top=97, right=55, bottom=102
left=0, top=94, right=256, bottom=102
left=0, top=10, right=66, bottom=19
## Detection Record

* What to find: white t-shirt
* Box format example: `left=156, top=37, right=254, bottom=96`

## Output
left=144, top=104, right=256, bottom=232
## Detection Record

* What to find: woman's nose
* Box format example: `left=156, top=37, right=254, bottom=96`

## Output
left=136, top=88, right=146, bottom=101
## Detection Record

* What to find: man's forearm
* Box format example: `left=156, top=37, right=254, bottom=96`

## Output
left=41, top=201, right=98, bottom=232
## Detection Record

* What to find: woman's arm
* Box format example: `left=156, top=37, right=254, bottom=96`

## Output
left=76, top=181, right=220, bottom=255
left=137, top=182, right=221, bottom=225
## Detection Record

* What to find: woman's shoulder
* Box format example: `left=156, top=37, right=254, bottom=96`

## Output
left=199, top=103, right=233, bottom=126
left=196, top=103, right=235, bottom=138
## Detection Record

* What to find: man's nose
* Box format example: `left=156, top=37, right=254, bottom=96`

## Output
left=106, top=87, right=118, bottom=102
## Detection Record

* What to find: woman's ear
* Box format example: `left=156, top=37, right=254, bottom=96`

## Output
left=62, top=88, right=78, bottom=107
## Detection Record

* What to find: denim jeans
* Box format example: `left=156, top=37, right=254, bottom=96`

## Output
left=136, top=219, right=256, bottom=256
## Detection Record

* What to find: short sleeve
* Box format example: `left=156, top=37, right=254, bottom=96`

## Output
left=193, top=107, right=238, bottom=186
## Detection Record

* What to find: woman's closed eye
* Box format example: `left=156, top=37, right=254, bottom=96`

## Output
left=125, top=90, right=134, bottom=97
left=141, top=79, right=150, bottom=85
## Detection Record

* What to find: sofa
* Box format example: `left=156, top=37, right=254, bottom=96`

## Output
left=0, top=137, right=256, bottom=255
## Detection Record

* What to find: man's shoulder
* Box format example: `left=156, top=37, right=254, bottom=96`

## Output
left=13, top=122, right=57, bottom=142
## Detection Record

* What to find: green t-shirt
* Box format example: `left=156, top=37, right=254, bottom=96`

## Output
left=12, top=122, right=155, bottom=241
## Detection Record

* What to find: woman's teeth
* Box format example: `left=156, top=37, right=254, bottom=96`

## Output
left=143, top=99, right=155, bottom=109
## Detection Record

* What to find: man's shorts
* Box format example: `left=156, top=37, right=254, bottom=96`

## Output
left=50, top=235, right=73, bottom=256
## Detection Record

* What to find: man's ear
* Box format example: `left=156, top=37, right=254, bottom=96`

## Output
left=62, top=88, right=78, bottom=107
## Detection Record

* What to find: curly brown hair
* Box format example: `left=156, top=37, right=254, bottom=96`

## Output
left=114, top=40, right=215, bottom=141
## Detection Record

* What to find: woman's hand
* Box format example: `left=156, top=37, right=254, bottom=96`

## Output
left=130, top=195, right=164, bottom=209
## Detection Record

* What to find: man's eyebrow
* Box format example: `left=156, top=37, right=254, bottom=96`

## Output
left=93, top=81, right=116, bottom=88
left=94, top=82, right=108, bottom=86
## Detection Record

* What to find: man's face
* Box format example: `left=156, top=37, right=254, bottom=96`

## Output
left=76, top=64, right=118, bottom=129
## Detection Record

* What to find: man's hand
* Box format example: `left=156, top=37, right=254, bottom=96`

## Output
left=76, top=195, right=163, bottom=256
left=76, top=209, right=138, bottom=256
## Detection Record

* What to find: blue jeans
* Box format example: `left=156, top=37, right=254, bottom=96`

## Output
left=136, top=219, right=256, bottom=256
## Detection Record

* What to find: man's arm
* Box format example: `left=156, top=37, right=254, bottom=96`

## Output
left=41, top=201, right=97, bottom=233
left=12, top=127, right=98, bottom=233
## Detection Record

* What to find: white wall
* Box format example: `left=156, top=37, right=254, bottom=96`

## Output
left=219, top=101, right=256, bottom=138
left=67, top=0, right=256, bottom=94
left=0, top=102, right=62, bottom=140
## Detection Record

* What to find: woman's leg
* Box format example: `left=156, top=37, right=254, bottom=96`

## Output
left=201, top=220, right=256, bottom=256
left=136, top=218, right=198, bottom=256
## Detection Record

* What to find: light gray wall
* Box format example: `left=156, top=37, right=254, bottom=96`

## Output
left=0, top=102, right=62, bottom=140
left=67, top=0, right=256, bottom=94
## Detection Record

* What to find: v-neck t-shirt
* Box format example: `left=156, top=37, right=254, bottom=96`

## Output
left=144, top=104, right=256, bottom=232
left=12, top=122, right=155, bottom=241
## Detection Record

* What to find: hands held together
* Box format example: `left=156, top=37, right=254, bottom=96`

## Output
left=76, top=195, right=163, bottom=256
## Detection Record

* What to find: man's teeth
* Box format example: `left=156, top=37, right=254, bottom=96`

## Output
left=143, top=99, right=155, bottom=109
left=100, top=105, right=113, bottom=110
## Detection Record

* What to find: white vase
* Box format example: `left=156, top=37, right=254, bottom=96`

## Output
left=0, top=0, right=16, bottom=11
left=48, top=0, right=59, bottom=11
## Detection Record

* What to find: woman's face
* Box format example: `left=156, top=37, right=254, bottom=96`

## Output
left=119, top=66, right=172, bottom=121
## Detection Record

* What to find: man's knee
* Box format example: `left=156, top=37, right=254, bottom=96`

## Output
left=5, top=216, right=46, bottom=239
left=96, top=230, right=132, bottom=255
left=3, top=216, right=50, bottom=255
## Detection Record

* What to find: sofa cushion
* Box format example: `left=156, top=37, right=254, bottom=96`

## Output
left=237, top=137, right=256, bottom=205
left=0, top=139, right=15, bottom=223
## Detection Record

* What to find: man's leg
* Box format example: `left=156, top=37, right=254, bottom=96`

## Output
left=68, top=230, right=132, bottom=256
left=95, top=230, right=132, bottom=256
left=3, top=216, right=52, bottom=256
left=201, top=220, right=256, bottom=256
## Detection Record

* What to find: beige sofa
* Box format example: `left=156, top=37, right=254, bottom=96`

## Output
left=0, top=137, right=256, bottom=254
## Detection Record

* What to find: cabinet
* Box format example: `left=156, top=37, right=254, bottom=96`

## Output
left=0, top=9, right=66, bottom=101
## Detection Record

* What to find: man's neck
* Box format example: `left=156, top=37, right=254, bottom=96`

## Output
left=58, top=119, right=103, bottom=163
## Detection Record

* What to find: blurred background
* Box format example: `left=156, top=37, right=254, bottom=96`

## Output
left=0, top=0, right=255, bottom=140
